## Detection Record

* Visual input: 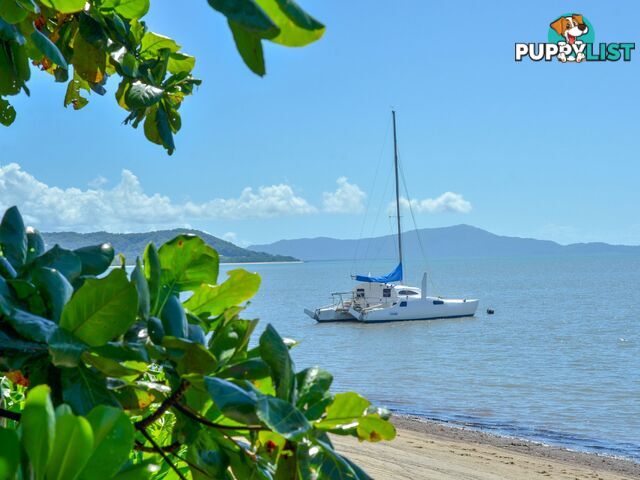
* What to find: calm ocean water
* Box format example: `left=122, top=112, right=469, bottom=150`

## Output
left=221, top=255, right=640, bottom=460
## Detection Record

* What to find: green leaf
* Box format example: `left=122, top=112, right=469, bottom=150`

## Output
left=296, top=366, right=333, bottom=420
left=26, top=226, right=45, bottom=262
left=0, top=256, right=16, bottom=278
left=204, top=377, right=260, bottom=425
left=73, top=243, right=114, bottom=275
left=140, top=31, right=180, bottom=56
left=0, top=427, right=19, bottom=479
left=30, top=28, right=68, bottom=69
left=156, top=234, right=219, bottom=313
left=218, top=358, right=270, bottom=380
left=48, top=328, right=88, bottom=367
left=125, top=81, right=164, bottom=109
left=21, top=385, right=55, bottom=480
left=142, top=243, right=160, bottom=310
left=314, top=442, right=362, bottom=480
left=0, top=41, right=29, bottom=95
left=0, top=96, right=16, bottom=126
left=0, top=206, right=27, bottom=269
left=31, top=267, right=73, bottom=322
left=356, top=414, right=396, bottom=442
left=0, top=329, right=47, bottom=353
left=112, top=459, right=160, bottom=480
left=154, top=104, right=175, bottom=154
left=100, top=0, right=149, bottom=19
left=228, top=20, right=265, bottom=76
left=61, top=365, right=119, bottom=415
left=131, top=257, right=150, bottom=319
left=185, top=268, right=260, bottom=317
left=46, top=413, right=94, bottom=480
left=210, top=318, right=258, bottom=365
left=167, top=52, right=195, bottom=74
left=256, top=396, right=310, bottom=440
left=163, top=336, right=217, bottom=375
left=64, top=75, right=90, bottom=110
left=259, top=324, right=295, bottom=402
left=143, top=104, right=175, bottom=154
left=187, top=323, right=206, bottom=345
left=49, top=0, right=87, bottom=13
left=209, top=0, right=279, bottom=38
left=0, top=18, right=26, bottom=43
left=147, top=316, right=164, bottom=344
left=255, top=0, right=324, bottom=47
left=0, top=0, right=29, bottom=24
left=32, top=245, right=82, bottom=281
left=82, top=351, right=146, bottom=377
left=187, top=430, right=229, bottom=479
left=0, top=297, right=57, bottom=342
left=314, top=392, right=371, bottom=433
left=80, top=406, right=135, bottom=480
left=160, top=294, right=187, bottom=339
left=72, top=32, right=107, bottom=83
left=60, top=268, right=138, bottom=347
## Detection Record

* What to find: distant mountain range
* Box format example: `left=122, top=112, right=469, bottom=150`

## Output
left=249, top=225, right=640, bottom=261
left=43, top=229, right=298, bottom=264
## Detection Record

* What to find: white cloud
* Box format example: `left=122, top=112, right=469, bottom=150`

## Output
left=397, top=192, right=472, bottom=214
left=0, top=163, right=316, bottom=232
left=322, top=177, right=366, bottom=214
left=88, top=176, right=108, bottom=189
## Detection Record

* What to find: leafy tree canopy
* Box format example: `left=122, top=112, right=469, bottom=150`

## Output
left=0, top=0, right=324, bottom=154
left=0, top=206, right=395, bottom=479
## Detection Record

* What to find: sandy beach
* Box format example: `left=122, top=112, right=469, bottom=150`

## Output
left=332, top=416, right=640, bottom=479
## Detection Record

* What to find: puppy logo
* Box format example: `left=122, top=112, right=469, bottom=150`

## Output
left=549, top=14, right=591, bottom=62
left=515, top=13, right=635, bottom=62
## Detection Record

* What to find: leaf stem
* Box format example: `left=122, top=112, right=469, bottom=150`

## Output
left=173, top=401, right=265, bottom=431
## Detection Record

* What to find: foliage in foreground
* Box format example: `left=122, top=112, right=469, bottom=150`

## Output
left=0, top=0, right=324, bottom=154
left=0, top=205, right=395, bottom=479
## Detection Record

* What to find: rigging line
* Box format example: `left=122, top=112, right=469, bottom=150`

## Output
left=361, top=156, right=392, bottom=272
left=397, top=151, right=441, bottom=295
left=351, top=117, right=392, bottom=274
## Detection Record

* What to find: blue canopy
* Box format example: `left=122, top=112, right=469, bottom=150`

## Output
left=354, top=263, right=403, bottom=283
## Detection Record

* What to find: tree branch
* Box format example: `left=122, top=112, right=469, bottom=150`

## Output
left=0, top=408, right=21, bottom=422
left=173, top=401, right=265, bottom=431
left=135, top=379, right=189, bottom=429
left=139, top=427, right=188, bottom=480
left=134, top=440, right=181, bottom=453
left=170, top=451, right=211, bottom=478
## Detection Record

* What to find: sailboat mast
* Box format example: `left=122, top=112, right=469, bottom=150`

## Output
left=392, top=110, right=403, bottom=273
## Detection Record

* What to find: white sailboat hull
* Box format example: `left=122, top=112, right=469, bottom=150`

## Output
left=306, top=297, right=478, bottom=323
left=360, top=297, right=478, bottom=323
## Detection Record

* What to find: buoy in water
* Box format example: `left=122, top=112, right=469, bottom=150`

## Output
left=486, top=308, right=495, bottom=315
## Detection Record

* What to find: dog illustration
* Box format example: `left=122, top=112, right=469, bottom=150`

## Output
left=550, top=14, right=589, bottom=62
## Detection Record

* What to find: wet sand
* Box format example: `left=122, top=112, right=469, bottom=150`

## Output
left=332, top=416, right=640, bottom=479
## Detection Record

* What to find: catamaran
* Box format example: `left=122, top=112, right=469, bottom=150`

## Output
left=304, top=111, right=479, bottom=323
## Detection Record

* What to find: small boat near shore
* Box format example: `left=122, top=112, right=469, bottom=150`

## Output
left=305, top=111, right=478, bottom=323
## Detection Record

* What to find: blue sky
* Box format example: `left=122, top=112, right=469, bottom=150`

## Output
left=1, top=1, right=639, bottom=246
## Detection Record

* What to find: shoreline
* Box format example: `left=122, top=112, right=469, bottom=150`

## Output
left=332, top=415, right=640, bottom=479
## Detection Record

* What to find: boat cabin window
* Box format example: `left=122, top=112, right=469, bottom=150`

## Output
left=356, top=288, right=365, bottom=298
left=399, top=301, right=407, bottom=307
left=382, top=288, right=391, bottom=298
left=398, top=290, right=419, bottom=296
left=433, top=300, right=444, bottom=305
